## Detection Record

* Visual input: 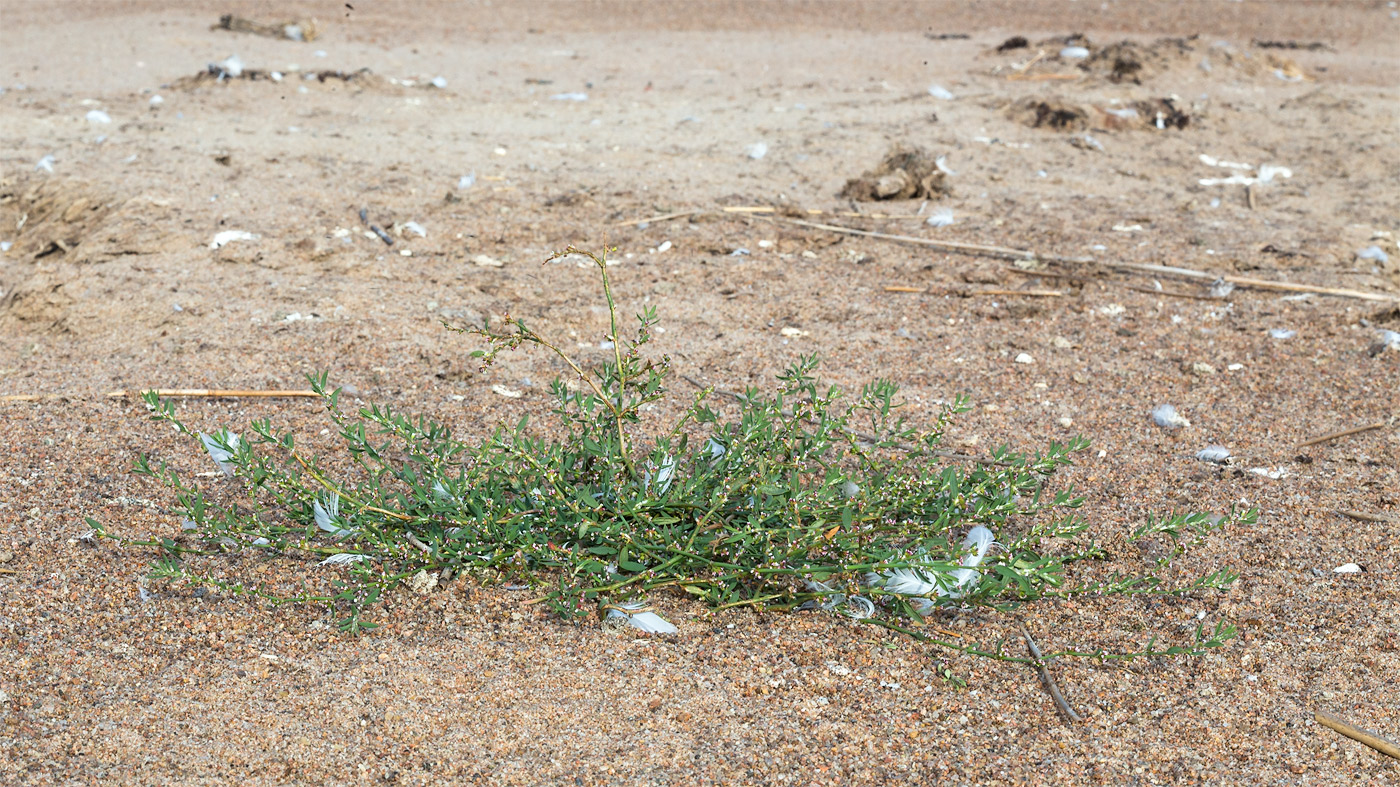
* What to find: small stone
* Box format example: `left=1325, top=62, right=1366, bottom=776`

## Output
left=1052, top=336, right=1073, bottom=349
left=1333, top=563, right=1363, bottom=574
left=1014, top=353, right=1034, bottom=364
left=1191, top=362, right=1216, bottom=376
left=1057, top=417, right=1073, bottom=427
left=407, top=570, right=439, bottom=595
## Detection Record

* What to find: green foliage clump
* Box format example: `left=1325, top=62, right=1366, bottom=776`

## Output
left=93, top=247, right=1249, bottom=664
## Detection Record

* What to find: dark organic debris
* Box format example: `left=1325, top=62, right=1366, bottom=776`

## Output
left=173, top=66, right=382, bottom=90
left=1253, top=39, right=1332, bottom=52
left=1078, top=38, right=1196, bottom=84
left=997, top=36, right=1029, bottom=52
left=1013, top=99, right=1090, bottom=131
left=1011, top=97, right=1189, bottom=132
left=1133, top=97, right=1190, bottom=130
left=212, top=14, right=319, bottom=41
left=838, top=145, right=951, bottom=201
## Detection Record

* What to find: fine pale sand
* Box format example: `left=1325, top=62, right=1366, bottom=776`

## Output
left=1, top=2, right=1397, bottom=784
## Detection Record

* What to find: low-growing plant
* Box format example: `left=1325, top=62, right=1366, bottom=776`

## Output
left=92, top=247, right=1252, bottom=667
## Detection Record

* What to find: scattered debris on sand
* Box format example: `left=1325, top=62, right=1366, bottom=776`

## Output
left=839, top=145, right=951, bottom=201
left=211, top=14, right=319, bottom=42
left=1011, top=96, right=1189, bottom=131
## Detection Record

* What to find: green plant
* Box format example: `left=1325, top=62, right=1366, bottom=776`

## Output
left=92, top=246, right=1252, bottom=666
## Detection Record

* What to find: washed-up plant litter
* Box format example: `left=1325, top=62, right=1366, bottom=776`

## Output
left=93, top=248, right=1248, bottom=666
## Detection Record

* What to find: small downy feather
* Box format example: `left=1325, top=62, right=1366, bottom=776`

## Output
left=432, top=480, right=458, bottom=503
left=705, top=438, right=726, bottom=461
left=319, top=553, right=370, bottom=567
left=805, top=580, right=847, bottom=611
left=843, top=595, right=876, bottom=619
left=644, top=455, right=677, bottom=495
left=315, top=495, right=355, bottom=538
left=867, top=526, right=999, bottom=605
left=944, top=525, right=997, bottom=598
left=605, top=601, right=678, bottom=634
left=199, top=431, right=240, bottom=476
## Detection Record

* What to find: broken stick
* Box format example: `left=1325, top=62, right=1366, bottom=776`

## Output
left=1, top=389, right=321, bottom=403
left=1021, top=624, right=1082, bottom=723
left=763, top=215, right=1049, bottom=262
left=1334, top=510, right=1399, bottom=524
left=1314, top=710, right=1400, bottom=760
left=1296, top=421, right=1389, bottom=449
left=1059, top=259, right=1399, bottom=303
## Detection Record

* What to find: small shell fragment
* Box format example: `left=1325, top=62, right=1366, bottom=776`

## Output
left=210, top=230, right=259, bottom=249
left=1332, top=563, right=1363, bottom=574
left=1356, top=245, right=1390, bottom=264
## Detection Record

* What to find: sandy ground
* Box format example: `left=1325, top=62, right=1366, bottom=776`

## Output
left=2, top=1, right=1399, bottom=784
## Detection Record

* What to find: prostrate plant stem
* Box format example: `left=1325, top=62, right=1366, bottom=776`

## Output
left=97, top=246, right=1253, bottom=661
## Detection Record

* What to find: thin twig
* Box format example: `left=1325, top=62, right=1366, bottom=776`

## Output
left=0, top=567, right=18, bottom=575
left=1054, top=258, right=1399, bottom=303
left=613, top=205, right=924, bottom=227
left=1314, top=710, right=1400, bottom=760
left=1, top=389, right=321, bottom=402
left=882, top=285, right=1065, bottom=297
left=1334, top=509, right=1399, bottom=524
left=1021, top=624, right=1082, bottom=722
left=1012, top=49, right=1046, bottom=73
left=761, top=215, right=1053, bottom=262
left=612, top=209, right=701, bottom=227
left=1120, top=284, right=1224, bottom=301
left=1297, top=421, right=1389, bottom=449
left=1005, top=73, right=1082, bottom=81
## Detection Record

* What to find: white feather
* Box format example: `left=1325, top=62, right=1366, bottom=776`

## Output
left=705, top=438, right=726, bottom=460
left=199, top=431, right=240, bottom=476
left=315, top=495, right=355, bottom=537
left=926, top=207, right=955, bottom=228
left=844, top=596, right=875, bottom=619
left=319, top=553, right=370, bottom=567
left=1196, top=445, right=1232, bottom=463
left=606, top=601, right=678, bottom=634
left=867, top=526, right=999, bottom=604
